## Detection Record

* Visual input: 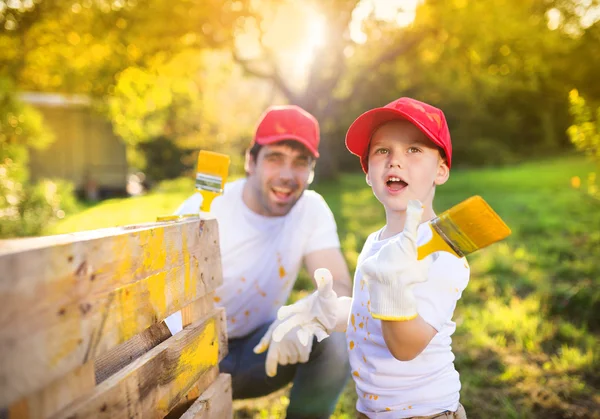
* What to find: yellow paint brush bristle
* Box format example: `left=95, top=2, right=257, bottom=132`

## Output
left=196, top=150, right=230, bottom=212
left=417, top=196, right=511, bottom=260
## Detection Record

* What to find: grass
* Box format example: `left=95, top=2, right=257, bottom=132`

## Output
left=44, top=156, right=600, bottom=418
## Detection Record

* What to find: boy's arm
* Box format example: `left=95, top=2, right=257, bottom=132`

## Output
left=381, top=316, right=436, bottom=361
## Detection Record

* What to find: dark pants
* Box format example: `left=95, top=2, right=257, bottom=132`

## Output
left=220, top=322, right=351, bottom=419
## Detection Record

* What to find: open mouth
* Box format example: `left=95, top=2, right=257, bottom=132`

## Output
left=271, top=186, right=295, bottom=203
left=386, top=176, right=408, bottom=192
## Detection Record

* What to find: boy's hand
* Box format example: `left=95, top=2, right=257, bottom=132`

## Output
left=360, top=200, right=431, bottom=321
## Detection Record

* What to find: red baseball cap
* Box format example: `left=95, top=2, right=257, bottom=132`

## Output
left=345, top=97, right=452, bottom=172
left=253, top=105, right=320, bottom=158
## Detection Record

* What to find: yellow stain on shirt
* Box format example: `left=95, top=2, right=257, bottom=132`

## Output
left=349, top=341, right=355, bottom=350
left=244, top=310, right=250, bottom=317
left=279, top=265, right=286, bottom=279
left=352, top=371, right=360, bottom=377
left=230, top=317, right=236, bottom=324
left=241, top=276, right=246, bottom=282
left=359, top=322, right=364, bottom=329
left=351, top=314, right=356, bottom=331
left=214, top=296, right=221, bottom=303
left=363, top=355, right=367, bottom=363
left=385, top=408, right=391, bottom=411
left=255, top=283, right=267, bottom=297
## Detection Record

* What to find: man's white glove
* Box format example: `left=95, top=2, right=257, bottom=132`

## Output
left=360, top=200, right=432, bottom=321
left=253, top=268, right=352, bottom=377
left=253, top=319, right=313, bottom=377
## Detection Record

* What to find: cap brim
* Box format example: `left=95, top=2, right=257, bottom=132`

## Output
left=257, top=134, right=319, bottom=158
left=345, top=107, right=445, bottom=160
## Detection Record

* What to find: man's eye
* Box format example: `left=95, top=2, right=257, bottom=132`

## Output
left=295, top=159, right=310, bottom=167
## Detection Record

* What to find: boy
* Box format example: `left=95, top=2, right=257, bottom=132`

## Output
left=268, top=97, right=470, bottom=418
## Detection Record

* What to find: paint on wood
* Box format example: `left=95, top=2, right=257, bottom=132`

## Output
left=179, top=374, right=233, bottom=419
left=49, top=309, right=226, bottom=419
left=0, top=218, right=222, bottom=408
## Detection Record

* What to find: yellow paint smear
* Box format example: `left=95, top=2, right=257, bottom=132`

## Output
left=159, top=318, right=219, bottom=412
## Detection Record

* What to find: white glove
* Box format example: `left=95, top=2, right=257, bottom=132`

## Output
left=253, top=319, right=313, bottom=377
left=271, top=268, right=352, bottom=345
left=253, top=268, right=352, bottom=377
left=360, top=200, right=432, bottom=321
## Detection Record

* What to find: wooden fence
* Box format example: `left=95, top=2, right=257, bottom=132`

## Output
left=0, top=216, right=231, bottom=418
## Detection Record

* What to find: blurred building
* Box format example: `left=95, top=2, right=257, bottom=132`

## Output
left=19, top=92, right=129, bottom=200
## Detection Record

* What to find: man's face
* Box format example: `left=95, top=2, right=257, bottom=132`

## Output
left=366, top=120, right=449, bottom=214
left=245, top=142, right=314, bottom=217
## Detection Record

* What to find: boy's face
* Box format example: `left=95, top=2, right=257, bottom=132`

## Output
left=366, top=120, right=449, bottom=214
left=246, top=142, right=314, bottom=217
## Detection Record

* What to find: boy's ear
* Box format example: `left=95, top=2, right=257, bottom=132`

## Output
left=365, top=172, right=372, bottom=186
left=434, top=160, right=450, bottom=186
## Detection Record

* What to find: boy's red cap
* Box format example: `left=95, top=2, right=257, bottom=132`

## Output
left=345, top=97, right=452, bottom=172
left=253, top=105, right=320, bottom=158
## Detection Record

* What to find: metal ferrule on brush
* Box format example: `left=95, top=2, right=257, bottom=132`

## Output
left=195, top=172, right=223, bottom=193
left=431, top=213, right=479, bottom=257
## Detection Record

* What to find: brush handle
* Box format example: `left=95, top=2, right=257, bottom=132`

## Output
left=417, top=223, right=461, bottom=260
left=199, top=190, right=221, bottom=212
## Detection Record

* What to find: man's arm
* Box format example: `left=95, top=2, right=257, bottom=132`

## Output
left=381, top=316, right=436, bottom=361
left=304, top=247, right=352, bottom=297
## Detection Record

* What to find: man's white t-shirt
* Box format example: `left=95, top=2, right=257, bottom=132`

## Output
left=172, top=178, right=341, bottom=338
left=347, top=223, right=470, bottom=418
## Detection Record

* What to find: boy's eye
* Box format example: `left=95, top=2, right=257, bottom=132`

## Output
left=374, top=148, right=389, bottom=155
left=407, top=147, right=422, bottom=153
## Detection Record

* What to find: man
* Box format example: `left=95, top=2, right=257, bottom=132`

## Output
left=169, top=105, right=352, bottom=419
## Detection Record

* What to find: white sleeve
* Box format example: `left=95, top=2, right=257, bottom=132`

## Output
left=414, top=253, right=470, bottom=332
left=303, top=193, right=341, bottom=255
left=173, top=193, right=203, bottom=215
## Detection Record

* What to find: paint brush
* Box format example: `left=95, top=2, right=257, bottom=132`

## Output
left=417, top=195, right=511, bottom=260
left=195, top=150, right=230, bottom=212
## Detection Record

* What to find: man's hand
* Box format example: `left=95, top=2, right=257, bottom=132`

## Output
left=253, top=319, right=313, bottom=377
left=360, top=200, right=432, bottom=321
left=253, top=268, right=352, bottom=377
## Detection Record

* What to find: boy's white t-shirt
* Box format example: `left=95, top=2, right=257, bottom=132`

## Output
left=347, top=224, right=470, bottom=418
left=172, top=178, right=341, bottom=338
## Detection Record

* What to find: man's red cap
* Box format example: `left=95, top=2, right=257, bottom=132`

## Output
left=253, top=105, right=320, bottom=158
left=345, top=97, right=452, bottom=172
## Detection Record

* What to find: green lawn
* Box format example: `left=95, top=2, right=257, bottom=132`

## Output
left=45, top=156, right=600, bottom=418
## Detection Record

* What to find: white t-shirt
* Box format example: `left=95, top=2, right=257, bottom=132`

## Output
left=172, top=178, right=341, bottom=338
left=347, top=223, right=470, bottom=418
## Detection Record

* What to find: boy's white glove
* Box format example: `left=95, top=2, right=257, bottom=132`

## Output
left=253, top=319, right=313, bottom=377
left=253, top=268, right=352, bottom=377
left=360, top=200, right=432, bottom=321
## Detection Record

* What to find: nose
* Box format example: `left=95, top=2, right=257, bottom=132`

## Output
left=279, top=162, right=294, bottom=181
left=388, top=151, right=403, bottom=169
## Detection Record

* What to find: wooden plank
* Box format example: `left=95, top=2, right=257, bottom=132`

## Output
left=9, top=293, right=219, bottom=419
left=162, top=367, right=219, bottom=419
left=0, top=217, right=222, bottom=408
left=50, top=309, right=227, bottom=419
left=179, top=374, right=233, bottom=419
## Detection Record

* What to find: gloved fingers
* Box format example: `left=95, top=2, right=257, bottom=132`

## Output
left=265, top=342, right=279, bottom=377
left=253, top=322, right=275, bottom=354
left=314, top=268, right=335, bottom=298
left=277, top=297, right=312, bottom=321
left=299, top=345, right=311, bottom=363
left=314, top=327, right=330, bottom=342
left=272, top=316, right=306, bottom=343
left=333, top=296, right=352, bottom=332
left=400, top=200, right=424, bottom=252
left=296, top=327, right=311, bottom=347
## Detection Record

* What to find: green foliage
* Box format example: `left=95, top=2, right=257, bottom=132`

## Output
left=0, top=76, right=78, bottom=237
left=568, top=89, right=600, bottom=164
